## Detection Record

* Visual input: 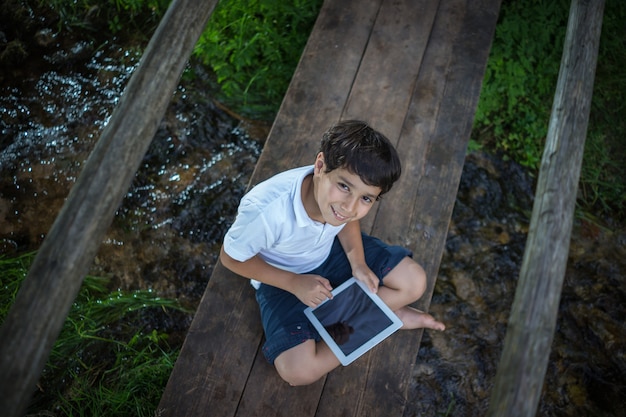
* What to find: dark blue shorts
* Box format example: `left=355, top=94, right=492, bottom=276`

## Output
left=255, top=233, right=412, bottom=364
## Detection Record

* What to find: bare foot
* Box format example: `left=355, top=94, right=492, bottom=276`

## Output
left=395, top=306, right=445, bottom=331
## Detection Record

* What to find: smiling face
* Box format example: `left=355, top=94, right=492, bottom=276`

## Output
left=307, top=152, right=382, bottom=226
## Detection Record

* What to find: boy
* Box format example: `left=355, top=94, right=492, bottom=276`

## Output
left=220, top=120, right=445, bottom=386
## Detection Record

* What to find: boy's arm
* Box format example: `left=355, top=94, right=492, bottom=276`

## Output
left=219, top=246, right=333, bottom=308
left=337, top=221, right=379, bottom=292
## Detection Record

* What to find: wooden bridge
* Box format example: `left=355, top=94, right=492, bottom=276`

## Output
left=0, top=0, right=602, bottom=415
left=157, top=0, right=501, bottom=415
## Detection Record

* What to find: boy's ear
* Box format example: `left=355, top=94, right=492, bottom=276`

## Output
left=314, top=152, right=325, bottom=172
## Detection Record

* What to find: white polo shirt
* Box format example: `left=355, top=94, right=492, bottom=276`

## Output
left=223, top=165, right=345, bottom=289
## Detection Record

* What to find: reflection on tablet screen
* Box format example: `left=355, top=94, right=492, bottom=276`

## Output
left=305, top=278, right=403, bottom=365
left=311, top=280, right=394, bottom=356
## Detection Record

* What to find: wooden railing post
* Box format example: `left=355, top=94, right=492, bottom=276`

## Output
left=0, top=1, right=219, bottom=416
left=487, top=0, right=605, bottom=415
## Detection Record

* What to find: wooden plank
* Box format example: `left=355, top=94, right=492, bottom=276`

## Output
left=389, top=0, right=501, bottom=308
left=342, top=0, right=437, bottom=137
left=321, top=0, right=502, bottom=415
left=250, top=0, right=384, bottom=184
left=158, top=0, right=502, bottom=415
left=375, top=0, right=503, bottom=296
left=315, top=1, right=440, bottom=415
left=237, top=360, right=325, bottom=417
left=377, top=0, right=502, bottom=414
left=233, top=1, right=387, bottom=416
left=157, top=263, right=262, bottom=416
left=487, top=1, right=604, bottom=415
left=0, top=1, right=220, bottom=417
left=344, top=0, right=439, bottom=235
left=159, top=0, right=385, bottom=416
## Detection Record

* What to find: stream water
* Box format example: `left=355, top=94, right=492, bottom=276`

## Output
left=1, top=12, right=624, bottom=417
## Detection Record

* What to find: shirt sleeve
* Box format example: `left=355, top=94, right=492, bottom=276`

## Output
left=223, top=197, right=276, bottom=262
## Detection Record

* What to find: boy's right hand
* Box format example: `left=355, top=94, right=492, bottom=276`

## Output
left=291, top=274, right=333, bottom=308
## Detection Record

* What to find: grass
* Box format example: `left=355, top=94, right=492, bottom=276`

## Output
left=472, top=0, right=626, bottom=222
left=0, top=253, right=190, bottom=417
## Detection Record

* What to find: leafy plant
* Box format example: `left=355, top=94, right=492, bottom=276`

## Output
left=193, top=0, right=323, bottom=119
left=579, top=0, right=626, bottom=219
left=42, top=0, right=171, bottom=34
left=0, top=253, right=189, bottom=417
left=472, top=0, right=570, bottom=168
left=473, top=0, right=626, bottom=220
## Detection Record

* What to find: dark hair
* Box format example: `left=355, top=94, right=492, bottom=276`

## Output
left=319, top=120, right=401, bottom=196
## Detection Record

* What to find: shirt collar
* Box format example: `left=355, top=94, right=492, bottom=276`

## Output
left=294, top=165, right=317, bottom=228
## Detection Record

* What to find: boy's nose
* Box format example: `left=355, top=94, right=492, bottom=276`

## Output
left=342, top=197, right=358, bottom=215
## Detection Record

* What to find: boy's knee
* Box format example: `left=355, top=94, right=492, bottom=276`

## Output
left=406, top=260, right=427, bottom=301
left=275, top=360, right=322, bottom=386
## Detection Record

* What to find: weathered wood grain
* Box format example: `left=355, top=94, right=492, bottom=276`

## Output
left=159, top=1, right=385, bottom=416
left=345, top=0, right=439, bottom=236
left=487, top=1, right=604, bottom=415
left=0, top=2, right=219, bottom=416
left=250, top=0, right=384, bottom=184
left=323, top=1, right=502, bottom=415
left=158, top=0, right=502, bottom=415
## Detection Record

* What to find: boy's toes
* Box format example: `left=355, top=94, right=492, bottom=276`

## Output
left=396, top=306, right=445, bottom=331
left=427, top=317, right=446, bottom=331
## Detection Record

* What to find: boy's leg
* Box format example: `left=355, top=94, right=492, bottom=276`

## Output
left=310, top=235, right=445, bottom=331
left=272, top=254, right=445, bottom=386
left=377, top=257, right=445, bottom=331
left=377, top=256, right=426, bottom=310
left=255, top=283, right=342, bottom=386
left=274, top=339, right=340, bottom=386
left=257, top=235, right=443, bottom=386
left=273, top=257, right=445, bottom=386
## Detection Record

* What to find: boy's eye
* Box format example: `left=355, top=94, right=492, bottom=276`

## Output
left=362, top=196, right=373, bottom=204
left=338, top=182, right=349, bottom=191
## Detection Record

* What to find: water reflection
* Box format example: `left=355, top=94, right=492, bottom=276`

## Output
left=1, top=42, right=141, bottom=252
left=0, top=40, right=262, bottom=307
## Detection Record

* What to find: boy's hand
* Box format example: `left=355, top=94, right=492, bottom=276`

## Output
left=352, top=264, right=379, bottom=293
left=291, top=274, right=334, bottom=308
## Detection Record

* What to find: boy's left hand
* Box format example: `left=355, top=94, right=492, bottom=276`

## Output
left=352, top=264, right=379, bottom=293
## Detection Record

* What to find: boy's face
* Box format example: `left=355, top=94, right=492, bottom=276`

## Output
left=312, top=153, right=381, bottom=226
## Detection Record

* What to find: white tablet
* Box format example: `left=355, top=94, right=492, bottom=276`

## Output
left=304, top=277, right=403, bottom=366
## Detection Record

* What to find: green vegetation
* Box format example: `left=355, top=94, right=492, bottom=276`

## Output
left=473, top=0, right=626, bottom=220
left=38, top=0, right=626, bottom=220
left=42, top=0, right=171, bottom=34
left=0, top=253, right=189, bottom=417
left=42, top=0, right=322, bottom=119
left=194, top=0, right=625, bottom=219
left=193, top=0, right=323, bottom=119
left=472, top=0, right=568, bottom=168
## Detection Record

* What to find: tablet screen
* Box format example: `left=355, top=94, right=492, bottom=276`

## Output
left=304, top=278, right=403, bottom=365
